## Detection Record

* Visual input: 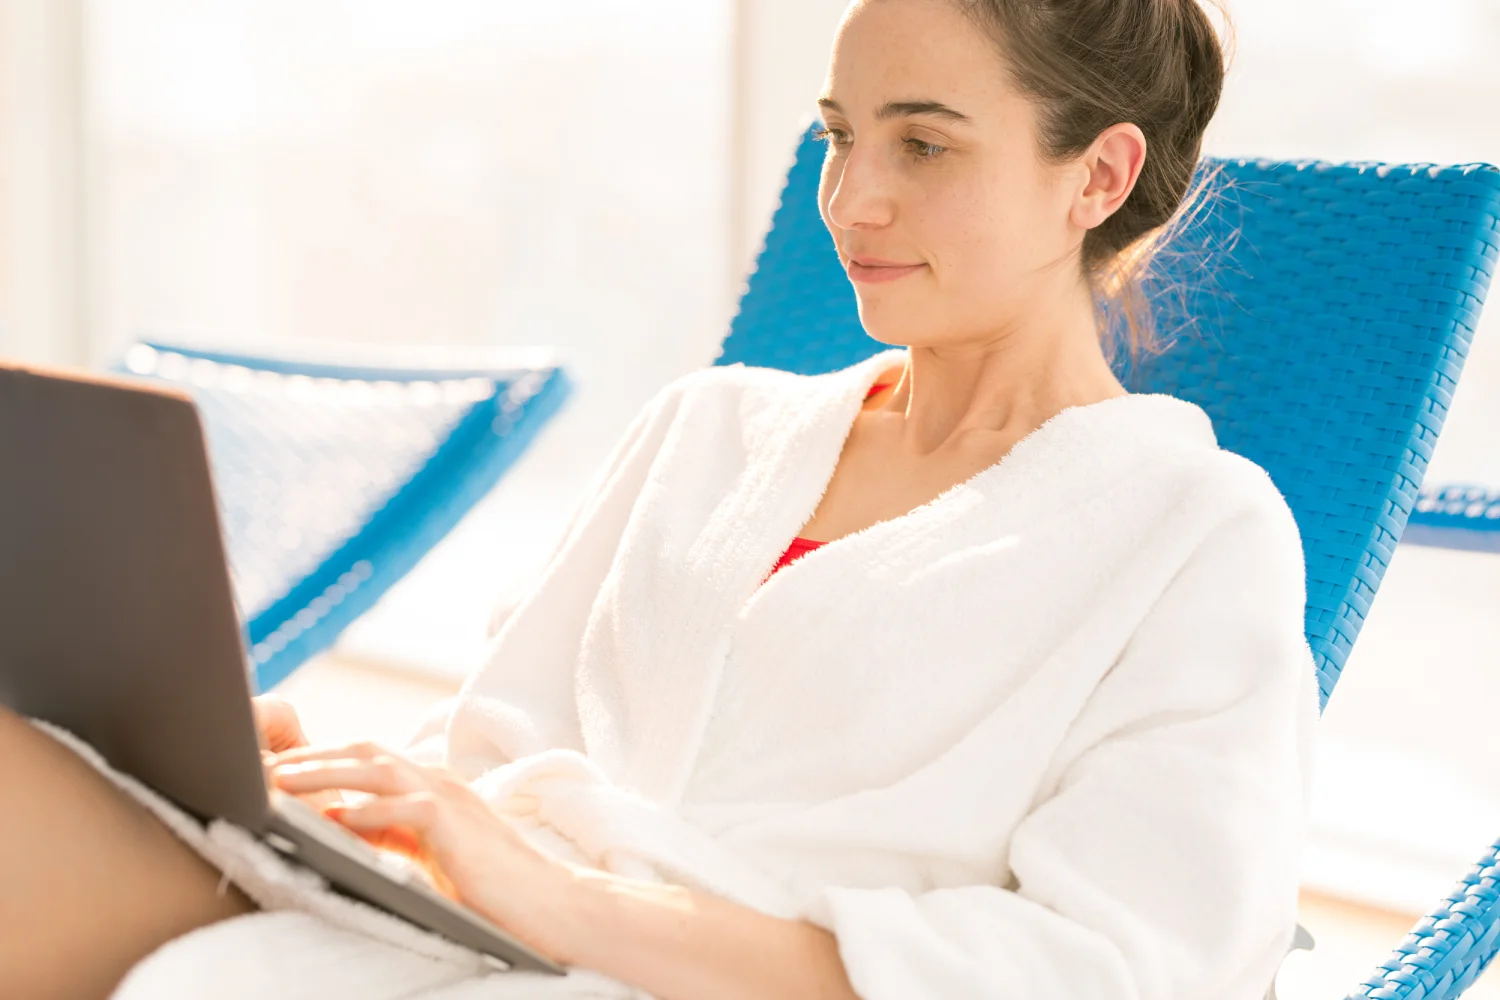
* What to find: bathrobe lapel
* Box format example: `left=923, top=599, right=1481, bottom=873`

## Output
left=574, top=347, right=1216, bottom=810
left=574, top=349, right=903, bottom=805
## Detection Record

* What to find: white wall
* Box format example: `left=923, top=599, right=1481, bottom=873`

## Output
left=0, top=0, right=87, bottom=366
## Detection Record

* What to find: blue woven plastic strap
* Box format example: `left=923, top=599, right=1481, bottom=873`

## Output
left=1405, top=483, right=1500, bottom=552
left=1350, top=838, right=1500, bottom=1000
left=115, top=340, right=570, bottom=690
left=718, top=126, right=1500, bottom=714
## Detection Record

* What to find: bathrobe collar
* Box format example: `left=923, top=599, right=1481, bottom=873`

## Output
left=584, top=347, right=1219, bottom=806
left=715, top=347, right=1218, bottom=613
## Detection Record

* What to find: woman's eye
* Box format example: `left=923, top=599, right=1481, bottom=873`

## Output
left=813, top=126, right=852, bottom=149
left=904, top=137, right=946, bottom=161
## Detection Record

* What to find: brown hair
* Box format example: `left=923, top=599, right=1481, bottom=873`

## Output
left=955, top=0, right=1233, bottom=366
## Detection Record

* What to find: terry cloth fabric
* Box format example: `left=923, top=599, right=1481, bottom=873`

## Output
left=761, top=380, right=890, bottom=583
left=91, top=347, right=1317, bottom=999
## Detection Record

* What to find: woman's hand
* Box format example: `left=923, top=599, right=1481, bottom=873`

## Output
left=268, top=741, right=583, bottom=965
left=252, top=694, right=309, bottom=753
left=253, top=695, right=347, bottom=810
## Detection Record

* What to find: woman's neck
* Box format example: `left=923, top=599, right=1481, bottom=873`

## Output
left=870, top=335, right=1125, bottom=459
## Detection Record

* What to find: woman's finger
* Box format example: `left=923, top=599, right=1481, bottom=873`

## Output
left=270, top=740, right=394, bottom=766
left=326, top=792, right=440, bottom=836
left=263, top=750, right=346, bottom=810
left=325, top=807, right=426, bottom=858
left=252, top=694, right=308, bottom=753
left=322, top=794, right=459, bottom=895
left=272, top=757, right=421, bottom=797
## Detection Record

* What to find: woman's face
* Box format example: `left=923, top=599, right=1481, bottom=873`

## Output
left=817, top=0, right=1083, bottom=348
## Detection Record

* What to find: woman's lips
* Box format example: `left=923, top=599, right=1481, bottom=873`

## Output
left=846, top=257, right=927, bottom=284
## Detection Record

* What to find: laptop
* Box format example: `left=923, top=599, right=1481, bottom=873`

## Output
left=0, top=361, right=566, bottom=976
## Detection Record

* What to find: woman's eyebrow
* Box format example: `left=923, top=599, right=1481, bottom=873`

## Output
left=877, top=100, right=973, bottom=123
left=817, top=97, right=973, bottom=124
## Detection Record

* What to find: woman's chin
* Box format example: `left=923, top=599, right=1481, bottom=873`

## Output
left=854, top=302, right=937, bottom=346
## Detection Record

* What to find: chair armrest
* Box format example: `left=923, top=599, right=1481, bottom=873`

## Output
left=1403, top=484, right=1500, bottom=553
left=1347, top=835, right=1500, bottom=1000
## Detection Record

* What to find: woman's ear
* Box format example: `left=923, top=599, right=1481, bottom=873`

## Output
left=1070, top=123, right=1148, bottom=232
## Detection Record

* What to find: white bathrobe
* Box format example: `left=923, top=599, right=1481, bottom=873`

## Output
left=96, top=346, right=1320, bottom=1000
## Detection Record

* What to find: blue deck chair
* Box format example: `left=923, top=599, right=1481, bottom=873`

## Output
left=718, top=127, right=1500, bottom=1000
left=115, top=340, right=569, bottom=691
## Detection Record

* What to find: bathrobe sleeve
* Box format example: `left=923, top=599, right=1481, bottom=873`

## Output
left=801, top=482, right=1321, bottom=1000
left=403, top=372, right=699, bottom=771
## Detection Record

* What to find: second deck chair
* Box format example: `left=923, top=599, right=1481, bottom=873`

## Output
left=718, top=126, right=1500, bottom=1000
left=117, top=340, right=570, bottom=690
left=1407, top=482, right=1500, bottom=552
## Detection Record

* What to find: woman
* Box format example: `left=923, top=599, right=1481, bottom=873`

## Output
left=1, top=0, right=1319, bottom=997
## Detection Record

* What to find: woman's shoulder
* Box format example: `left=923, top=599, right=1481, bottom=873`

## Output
left=1109, top=392, right=1305, bottom=555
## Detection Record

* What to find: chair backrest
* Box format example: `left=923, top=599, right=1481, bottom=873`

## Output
left=717, top=127, right=1500, bottom=711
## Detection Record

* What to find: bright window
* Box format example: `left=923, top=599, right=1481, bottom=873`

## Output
left=79, top=0, right=736, bottom=675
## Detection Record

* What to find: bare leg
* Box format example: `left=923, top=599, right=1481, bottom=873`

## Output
left=0, top=704, right=254, bottom=1000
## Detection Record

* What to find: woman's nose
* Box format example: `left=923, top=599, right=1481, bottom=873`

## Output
left=824, top=144, right=896, bottom=231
